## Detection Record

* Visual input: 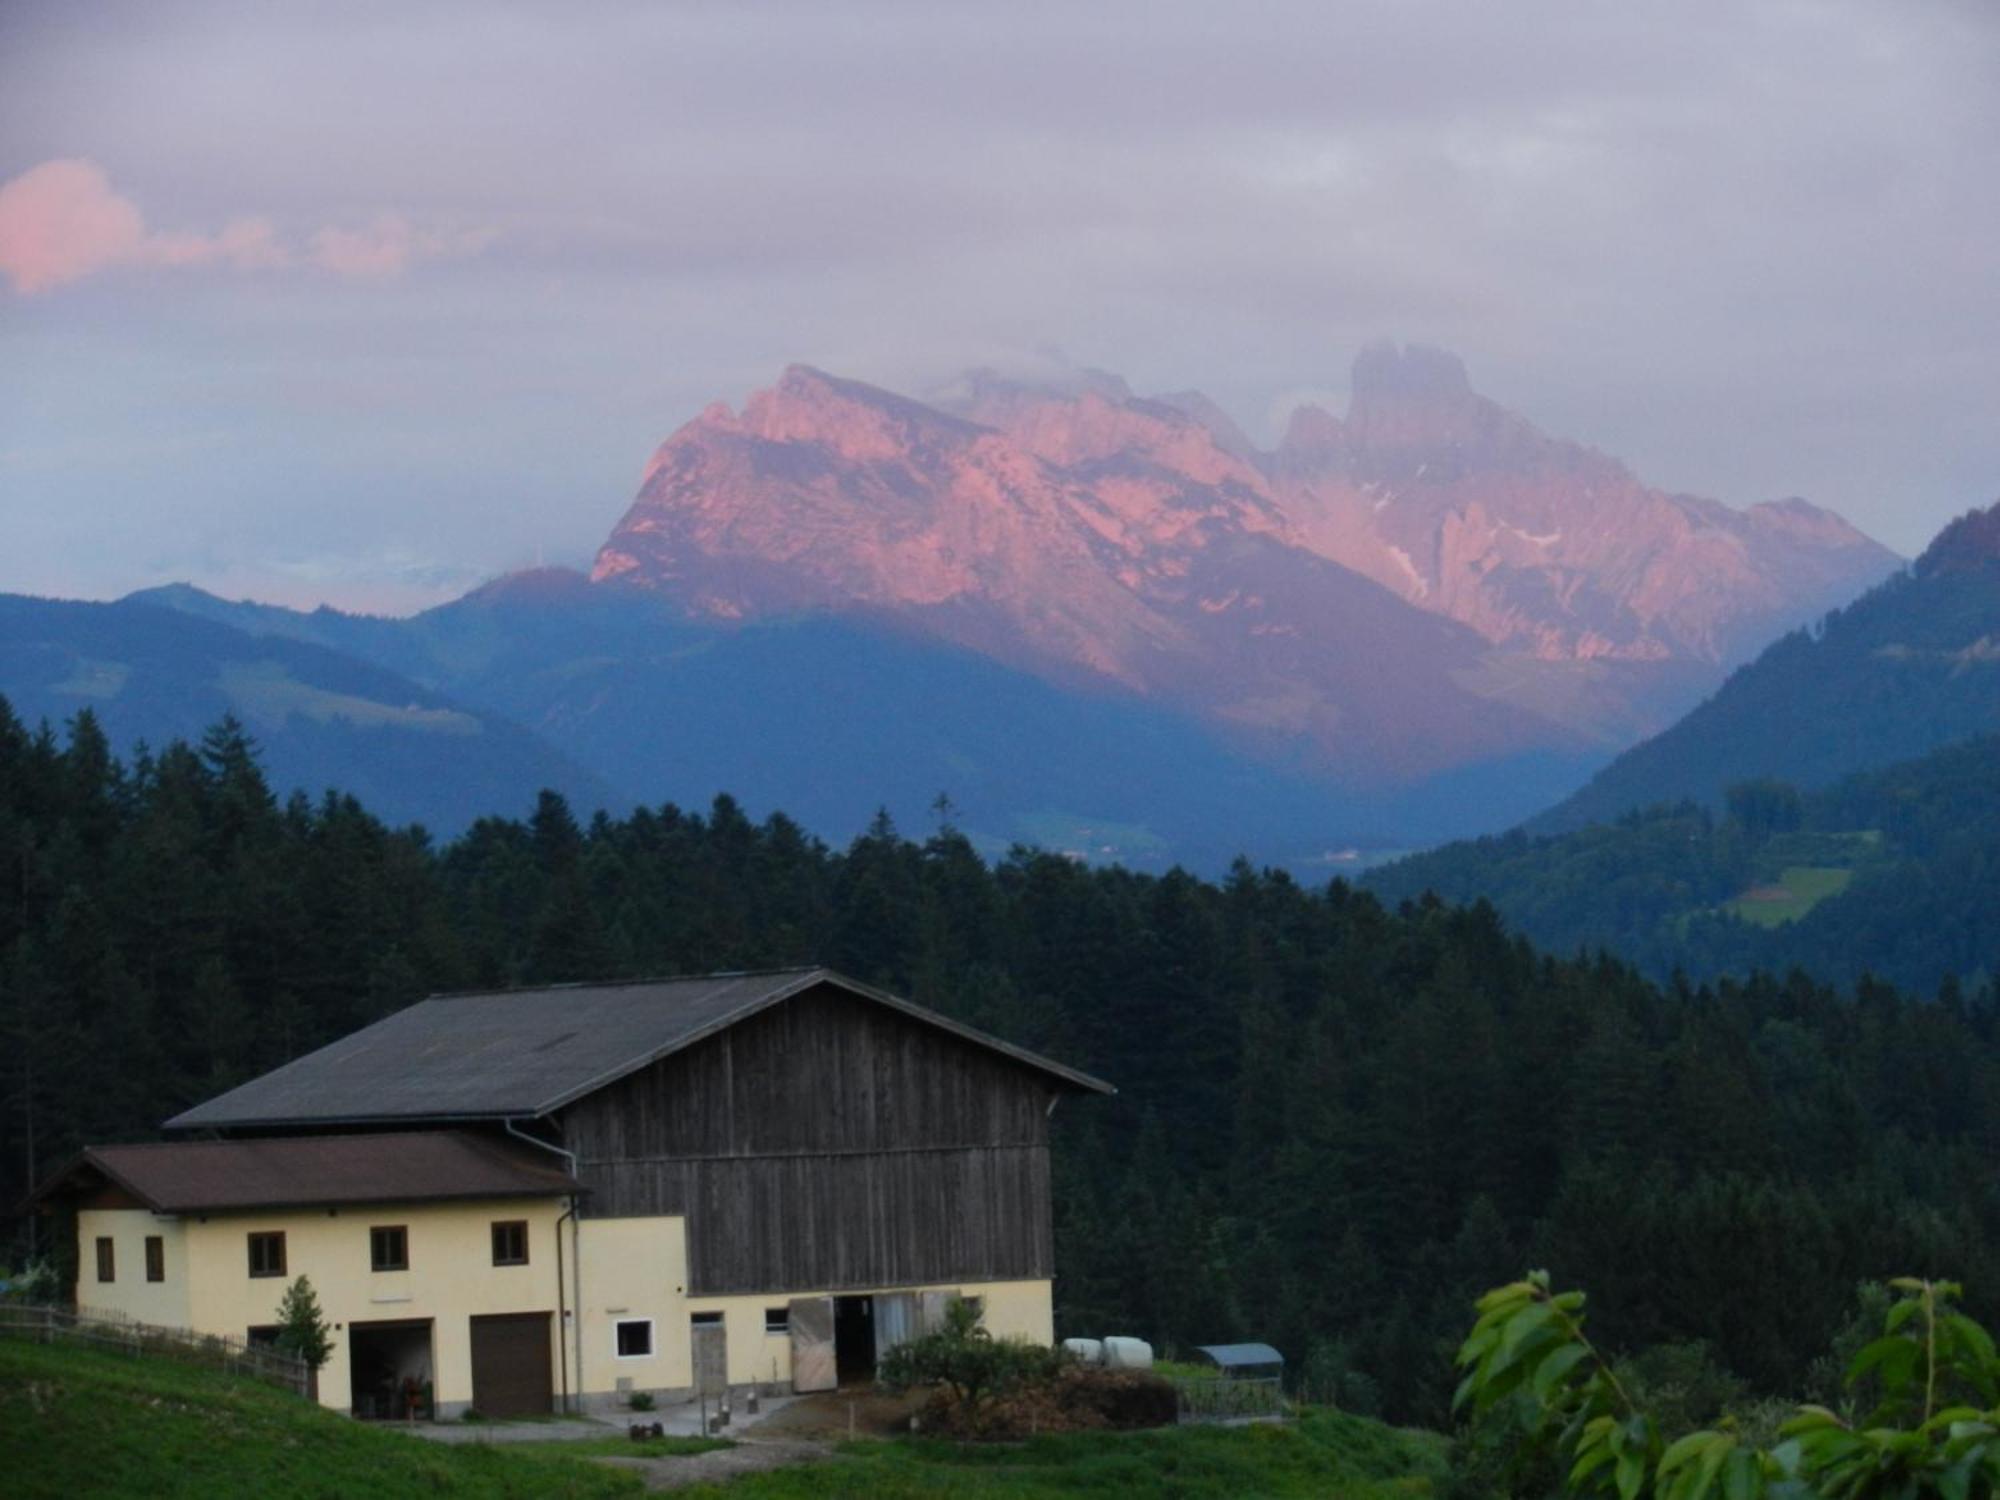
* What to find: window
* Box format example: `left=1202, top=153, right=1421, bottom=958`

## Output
left=615, top=1319, right=654, bottom=1358
left=246, top=1325, right=281, bottom=1348
left=369, top=1225, right=408, bottom=1272
left=691, top=1311, right=722, bottom=1327
left=145, top=1236, right=165, bottom=1283
left=247, top=1231, right=286, bottom=1278
left=764, top=1306, right=789, bottom=1335
left=491, top=1220, right=528, bottom=1266
left=95, top=1237, right=114, bottom=1283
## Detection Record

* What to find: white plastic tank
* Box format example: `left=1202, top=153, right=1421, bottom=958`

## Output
left=1061, top=1337, right=1105, bottom=1365
left=1101, top=1336, right=1154, bottom=1370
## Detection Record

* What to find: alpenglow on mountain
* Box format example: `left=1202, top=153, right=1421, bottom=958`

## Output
left=592, top=345, right=1895, bottom=783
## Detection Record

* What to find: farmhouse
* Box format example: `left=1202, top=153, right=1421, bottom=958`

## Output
left=37, top=967, right=1112, bottom=1418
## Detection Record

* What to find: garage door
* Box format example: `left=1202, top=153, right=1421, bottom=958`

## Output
left=468, top=1312, right=553, bottom=1418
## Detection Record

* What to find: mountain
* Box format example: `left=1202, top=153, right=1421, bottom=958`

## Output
left=128, top=573, right=1597, bottom=869
left=594, top=349, right=1894, bottom=781
left=106, top=345, right=1899, bottom=861
left=0, top=593, right=614, bottom=833
left=1537, top=497, right=2000, bottom=830
left=1365, top=733, right=2000, bottom=994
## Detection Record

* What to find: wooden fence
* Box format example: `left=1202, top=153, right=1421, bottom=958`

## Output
left=0, top=1301, right=311, bottom=1397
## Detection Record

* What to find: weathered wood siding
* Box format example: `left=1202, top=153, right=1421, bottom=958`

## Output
left=561, top=983, right=1060, bottom=1295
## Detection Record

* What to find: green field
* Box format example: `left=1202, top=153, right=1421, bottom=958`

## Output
left=675, top=1413, right=1446, bottom=1499
left=1725, top=864, right=1856, bottom=927
left=0, top=1337, right=636, bottom=1500
left=0, top=1335, right=1448, bottom=1499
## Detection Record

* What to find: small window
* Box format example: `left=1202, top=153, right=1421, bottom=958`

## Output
left=95, top=1236, right=115, bottom=1283
left=491, top=1220, right=529, bottom=1266
left=247, top=1231, right=286, bottom=1278
left=370, top=1225, right=408, bottom=1272
left=764, top=1306, right=789, bottom=1335
left=615, top=1319, right=654, bottom=1358
left=246, top=1324, right=281, bottom=1348
left=145, top=1236, right=165, bottom=1283
left=691, top=1311, right=723, bottom=1327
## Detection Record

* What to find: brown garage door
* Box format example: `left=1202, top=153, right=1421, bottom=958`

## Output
left=468, top=1312, right=553, bottom=1418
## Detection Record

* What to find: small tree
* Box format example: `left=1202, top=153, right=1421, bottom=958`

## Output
left=877, top=1299, right=1062, bottom=1414
left=274, top=1275, right=333, bottom=1373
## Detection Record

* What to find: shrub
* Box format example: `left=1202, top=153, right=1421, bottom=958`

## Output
left=628, top=1390, right=655, bottom=1412
left=877, top=1299, right=1065, bottom=1413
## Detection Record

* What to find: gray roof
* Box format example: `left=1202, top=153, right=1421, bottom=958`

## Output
left=166, top=967, right=1112, bottom=1131
left=1196, top=1343, right=1285, bottom=1368
left=36, top=1131, right=579, bottom=1213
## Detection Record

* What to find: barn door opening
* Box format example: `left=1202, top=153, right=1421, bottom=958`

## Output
left=833, top=1294, right=875, bottom=1385
left=788, top=1296, right=835, bottom=1393
left=349, top=1318, right=434, bottom=1420
left=690, top=1312, right=727, bottom=1397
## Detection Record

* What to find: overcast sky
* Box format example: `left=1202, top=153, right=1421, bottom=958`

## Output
left=2, top=0, right=1995, bottom=611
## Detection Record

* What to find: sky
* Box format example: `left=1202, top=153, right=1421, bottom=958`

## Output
left=2, top=0, right=1995, bottom=613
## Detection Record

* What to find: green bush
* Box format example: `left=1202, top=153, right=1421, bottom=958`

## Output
left=877, top=1299, right=1066, bottom=1413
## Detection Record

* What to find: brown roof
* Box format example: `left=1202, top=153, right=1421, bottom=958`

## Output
left=38, top=1131, right=579, bottom=1214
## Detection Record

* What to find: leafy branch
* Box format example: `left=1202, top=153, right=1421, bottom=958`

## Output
left=1455, top=1273, right=2000, bottom=1499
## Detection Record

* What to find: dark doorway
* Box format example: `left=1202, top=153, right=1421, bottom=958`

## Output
left=469, top=1311, right=554, bottom=1418
left=834, top=1295, right=875, bottom=1384
left=349, top=1319, right=434, bottom=1420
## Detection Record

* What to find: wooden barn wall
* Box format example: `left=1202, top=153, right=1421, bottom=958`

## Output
left=561, top=985, right=1061, bottom=1294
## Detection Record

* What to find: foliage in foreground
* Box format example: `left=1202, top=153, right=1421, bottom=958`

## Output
left=1457, top=1271, right=2000, bottom=1498
left=0, top=1336, right=636, bottom=1500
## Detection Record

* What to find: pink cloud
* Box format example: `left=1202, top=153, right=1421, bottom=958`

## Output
left=0, top=158, right=489, bottom=295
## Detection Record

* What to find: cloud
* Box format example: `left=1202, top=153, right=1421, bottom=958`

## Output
left=0, top=158, right=489, bottom=294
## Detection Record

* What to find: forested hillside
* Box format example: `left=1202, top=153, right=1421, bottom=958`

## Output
left=1537, top=498, right=1999, bottom=832
left=1367, top=735, right=2000, bottom=993
left=5, top=699, right=2000, bottom=1428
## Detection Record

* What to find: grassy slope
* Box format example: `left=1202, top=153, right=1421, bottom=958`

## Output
left=1, top=1336, right=1447, bottom=1499
left=679, top=1411, right=1448, bottom=1498
left=0, top=1338, right=637, bottom=1500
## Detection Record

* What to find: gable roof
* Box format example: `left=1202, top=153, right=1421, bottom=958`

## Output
left=35, top=1131, right=579, bottom=1214
left=165, top=967, right=1112, bottom=1132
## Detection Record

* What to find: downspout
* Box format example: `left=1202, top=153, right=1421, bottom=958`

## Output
left=555, top=1198, right=574, bottom=1413
left=505, top=1119, right=583, bottom=1412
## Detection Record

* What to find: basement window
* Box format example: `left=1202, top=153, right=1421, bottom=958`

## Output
left=145, top=1236, right=165, bottom=1283
left=95, top=1237, right=114, bottom=1283
left=370, top=1225, right=408, bottom=1272
left=615, top=1319, right=654, bottom=1359
left=247, top=1231, right=287, bottom=1279
left=764, top=1307, right=789, bottom=1335
left=491, top=1220, right=529, bottom=1266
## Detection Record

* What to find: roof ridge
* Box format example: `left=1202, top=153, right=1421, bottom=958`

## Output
left=421, top=965, right=826, bottom=1001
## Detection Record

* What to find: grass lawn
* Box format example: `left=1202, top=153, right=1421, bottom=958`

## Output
left=2, top=1334, right=1447, bottom=1499
left=1726, top=865, right=1855, bottom=927
left=0, top=1336, right=639, bottom=1499
left=674, top=1409, right=1448, bottom=1498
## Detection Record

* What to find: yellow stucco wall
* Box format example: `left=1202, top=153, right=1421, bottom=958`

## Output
left=76, top=1209, right=191, bottom=1329
left=570, top=1210, right=1056, bottom=1398
left=79, top=1198, right=569, bottom=1413
left=77, top=1201, right=1057, bottom=1414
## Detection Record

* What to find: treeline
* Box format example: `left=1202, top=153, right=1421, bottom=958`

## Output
left=1367, top=735, right=2000, bottom=995
left=5, top=701, right=2000, bottom=1426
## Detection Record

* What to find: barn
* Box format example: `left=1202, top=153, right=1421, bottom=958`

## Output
left=40, top=967, right=1112, bottom=1417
